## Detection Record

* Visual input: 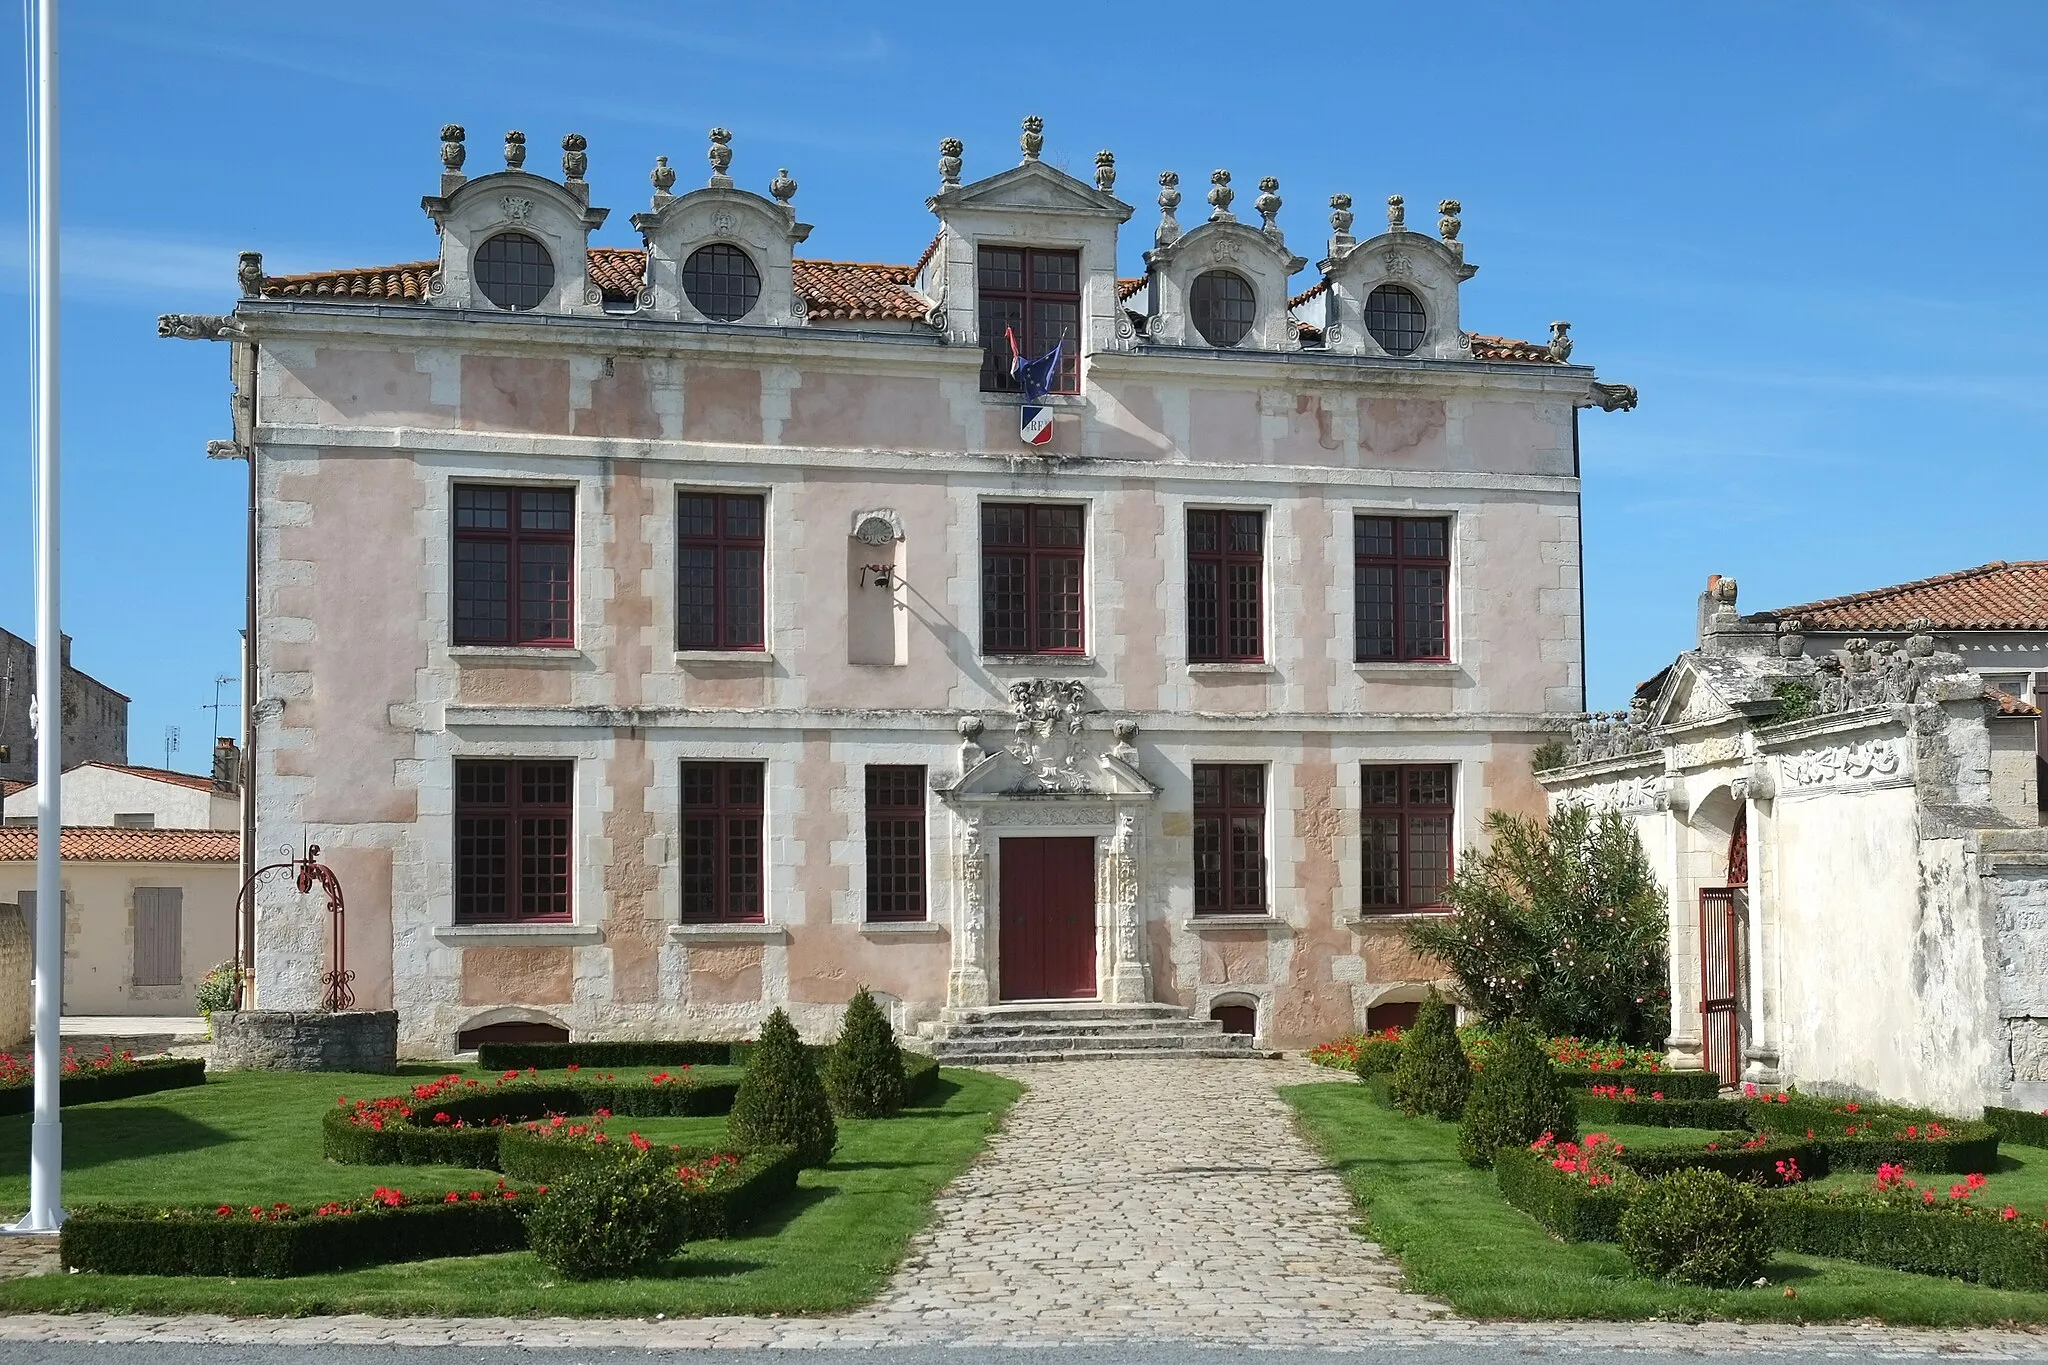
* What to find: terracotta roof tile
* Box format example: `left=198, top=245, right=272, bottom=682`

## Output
left=790, top=257, right=928, bottom=321
left=1467, top=333, right=1564, bottom=364
left=262, top=261, right=438, bottom=302
left=78, top=762, right=223, bottom=794
left=912, top=232, right=943, bottom=275
left=1287, top=280, right=1329, bottom=309
left=1762, top=561, right=2048, bottom=632
left=586, top=247, right=645, bottom=300
left=1117, top=275, right=1147, bottom=302
left=0, top=827, right=239, bottom=863
left=0, top=781, right=26, bottom=799
left=1986, top=686, right=2042, bottom=718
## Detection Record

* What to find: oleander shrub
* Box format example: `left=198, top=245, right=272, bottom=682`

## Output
left=1458, top=1021, right=1578, bottom=1167
left=728, top=1008, right=837, bottom=1167
left=1618, top=1167, right=1771, bottom=1287
left=524, top=1157, right=691, bottom=1280
left=1388, top=992, right=1470, bottom=1121
left=824, top=987, right=908, bottom=1118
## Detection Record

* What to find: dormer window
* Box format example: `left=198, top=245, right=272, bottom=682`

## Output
left=978, top=246, right=1080, bottom=393
left=473, top=231, right=555, bottom=311
left=1364, top=284, right=1426, bottom=356
left=682, top=243, right=762, bottom=321
left=1190, top=271, right=1255, bottom=348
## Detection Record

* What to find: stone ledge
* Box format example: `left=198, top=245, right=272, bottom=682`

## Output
left=667, top=923, right=788, bottom=943
left=673, top=650, right=777, bottom=666
left=857, top=922, right=948, bottom=939
left=433, top=924, right=604, bottom=947
left=1184, top=914, right=1289, bottom=931
left=447, top=646, right=584, bottom=665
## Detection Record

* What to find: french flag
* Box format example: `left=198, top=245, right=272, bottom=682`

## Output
left=1007, top=327, right=1062, bottom=447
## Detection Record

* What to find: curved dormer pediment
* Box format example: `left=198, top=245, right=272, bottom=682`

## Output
left=1319, top=198, right=1474, bottom=360
left=421, top=130, right=609, bottom=316
left=1142, top=174, right=1307, bottom=352
left=633, top=173, right=811, bottom=327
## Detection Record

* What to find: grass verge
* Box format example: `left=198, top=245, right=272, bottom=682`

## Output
left=0, top=1064, right=1016, bottom=1316
left=1284, top=1080, right=2048, bottom=1325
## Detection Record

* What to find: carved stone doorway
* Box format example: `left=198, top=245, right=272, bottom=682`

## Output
left=997, top=836, right=1097, bottom=1001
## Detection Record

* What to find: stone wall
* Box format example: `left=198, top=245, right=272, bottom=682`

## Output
left=0, top=629, right=129, bottom=787
left=0, top=904, right=28, bottom=1048
left=211, top=1010, right=398, bottom=1073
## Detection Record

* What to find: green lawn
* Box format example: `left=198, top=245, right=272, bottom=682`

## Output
left=0, top=1063, right=1019, bottom=1317
left=1285, top=1080, right=2048, bottom=1325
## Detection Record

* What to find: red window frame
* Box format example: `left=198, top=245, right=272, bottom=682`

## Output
left=454, top=759, right=573, bottom=923
left=1187, top=510, right=1264, bottom=662
left=1355, top=515, right=1450, bottom=662
left=678, top=761, right=765, bottom=923
left=1361, top=763, right=1454, bottom=912
left=981, top=502, right=1086, bottom=655
left=977, top=246, right=1081, bottom=394
left=677, top=493, right=766, bottom=651
left=1193, top=763, right=1266, bottom=915
left=864, top=765, right=927, bottom=923
left=452, top=485, right=575, bottom=647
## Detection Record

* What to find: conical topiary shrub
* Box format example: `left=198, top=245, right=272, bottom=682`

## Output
left=1457, top=1019, right=1578, bottom=1166
left=1387, top=991, right=1471, bottom=1121
left=824, top=986, right=909, bottom=1118
left=727, top=1008, right=837, bottom=1167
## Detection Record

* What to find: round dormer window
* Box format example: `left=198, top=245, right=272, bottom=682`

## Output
left=1190, top=270, right=1256, bottom=347
left=473, top=231, right=555, bottom=311
left=1364, top=284, right=1426, bottom=355
left=682, top=243, right=762, bottom=321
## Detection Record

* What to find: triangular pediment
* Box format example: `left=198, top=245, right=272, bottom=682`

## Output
left=930, top=162, right=1133, bottom=221
left=1650, top=656, right=1739, bottom=729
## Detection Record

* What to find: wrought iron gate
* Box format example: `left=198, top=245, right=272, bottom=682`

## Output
left=1699, top=887, right=1746, bottom=1087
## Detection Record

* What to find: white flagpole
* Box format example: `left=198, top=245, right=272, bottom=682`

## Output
left=14, top=0, right=63, bottom=1235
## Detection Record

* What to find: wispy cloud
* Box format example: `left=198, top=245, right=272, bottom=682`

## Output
left=1842, top=1, right=2048, bottom=126
left=0, top=226, right=352, bottom=305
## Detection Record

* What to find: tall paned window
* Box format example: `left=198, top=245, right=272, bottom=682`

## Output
left=452, top=485, right=575, bottom=646
left=977, top=247, right=1081, bottom=393
left=677, top=493, right=766, bottom=650
left=1361, top=764, right=1454, bottom=912
left=1355, top=515, right=1450, bottom=662
left=864, top=765, right=927, bottom=923
left=1193, top=763, right=1266, bottom=915
left=454, top=759, right=573, bottom=922
left=678, top=762, right=765, bottom=922
left=1187, top=510, right=1264, bottom=662
left=981, top=503, right=1086, bottom=655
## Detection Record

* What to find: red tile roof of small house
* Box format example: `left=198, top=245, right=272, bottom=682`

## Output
left=1761, top=561, right=2048, bottom=632
left=1986, top=686, right=2042, bottom=718
left=0, top=827, right=238, bottom=862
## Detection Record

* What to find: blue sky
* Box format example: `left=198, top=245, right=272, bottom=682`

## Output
left=0, top=2, right=2042, bottom=771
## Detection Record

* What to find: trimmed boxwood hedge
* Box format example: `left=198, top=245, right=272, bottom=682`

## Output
left=323, top=1077, right=737, bottom=1168
left=1493, top=1143, right=1630, bottom=1242
left=1769, top=1196, right=2048, bottom=1291
left=59, top=1197, right=526, bottom=1278
left=477, top=1041, right=743, bottom=1070
left=1985, top=1105, right=2048, bottom=1150
left=0, top=1058, right=206, bottom=1116
left=1577, top=1094, right=1751, bottom=1129
left=1751, top=1101, right=2000, bottom=1174
left=1557, top=1067, right=1719, bottom=1100
left=901, top=1052, right=940, bottom=1103
left=1615, top=1132, right=1822, bottom=1184
left=499, top=1135, right=802, bottom=1240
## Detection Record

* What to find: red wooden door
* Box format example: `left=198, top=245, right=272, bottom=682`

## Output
left=1699, top=887, right=1745, bottom=1087
left=998, top=836, right=1097, bottom=1001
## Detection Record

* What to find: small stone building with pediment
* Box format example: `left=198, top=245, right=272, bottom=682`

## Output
left=1540, top=574, right=2046, bottom=1114
left=165, top=117, right=1638, bottom=1056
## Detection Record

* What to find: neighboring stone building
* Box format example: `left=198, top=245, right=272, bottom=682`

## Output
left=0, top=753, right=241, bottom=1015
left=1539, top=574, right=2045, bottom=1114
left=166, top=118, right=1637, bottom=1056
left=0, top=628, right=129, bottom=787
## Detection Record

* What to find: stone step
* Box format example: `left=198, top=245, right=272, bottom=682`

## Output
left=936, top=1019, right=1233, bottom=1040
left=940, top=1003, right=1190, bottom=1026
left=935, top=1046, right=1271, bottom=1065
left=932, top=1031, right=1239, bottom=1056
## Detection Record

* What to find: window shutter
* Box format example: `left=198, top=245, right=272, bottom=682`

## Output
left=134, top=887, right=183, bottom=987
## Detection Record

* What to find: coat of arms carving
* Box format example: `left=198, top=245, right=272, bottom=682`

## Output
left=1006, top=679, right=1090, bottom=792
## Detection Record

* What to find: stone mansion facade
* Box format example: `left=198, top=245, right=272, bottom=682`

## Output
left=167, top=119, right=1637, bottom=1054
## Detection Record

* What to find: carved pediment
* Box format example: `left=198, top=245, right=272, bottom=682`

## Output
left=940, top=679, right=1156, bottom=802
left=1649, top=659, right=1738, bottom=730
left=928, top=161, right=1132, bottom=220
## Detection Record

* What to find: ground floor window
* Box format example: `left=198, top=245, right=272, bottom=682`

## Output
left=455, top=759, right=573, bottom=922
left=864, top=765, right=927, bottom=922
left=1193, top=763, right=1266, bottom=914
left=1360, top=763, right=1454, bottom=911
left=679, top=761, right=765, bottom=922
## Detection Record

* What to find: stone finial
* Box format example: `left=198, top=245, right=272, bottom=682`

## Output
left=939, top=137, right=964, bottom=188
left=650, top=155, right=677, bottom=203
left=1437, top=198, right=1462, bottom=243
left=1020, top=115, right=1045, bottom=162
left=770, top=167, right=797, bottom=205
left=1904, top=617, right=1937, bottom=659
left=439, top=124, right=466, bottom=172
left=1547, top=320, right=1573, bottom=362
left=1156, top=171, right=1182, bottom=246
left=707, top=128, right=734, bottom=188
left=1255, top=176, right=1282, bottom=234
left=236, top=251, right=263, bottom=298
left=1208, top=169, right=1235, bottom=223
left=1777, top=618, right=1807, bottom=659
left=1095, top=149, right=1116, bottom=193
left=561, top=133, right=588, bottom=182
left=1386, top=194, right=1405, bottom=230
left=503, top=130, right=527, bottom=170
